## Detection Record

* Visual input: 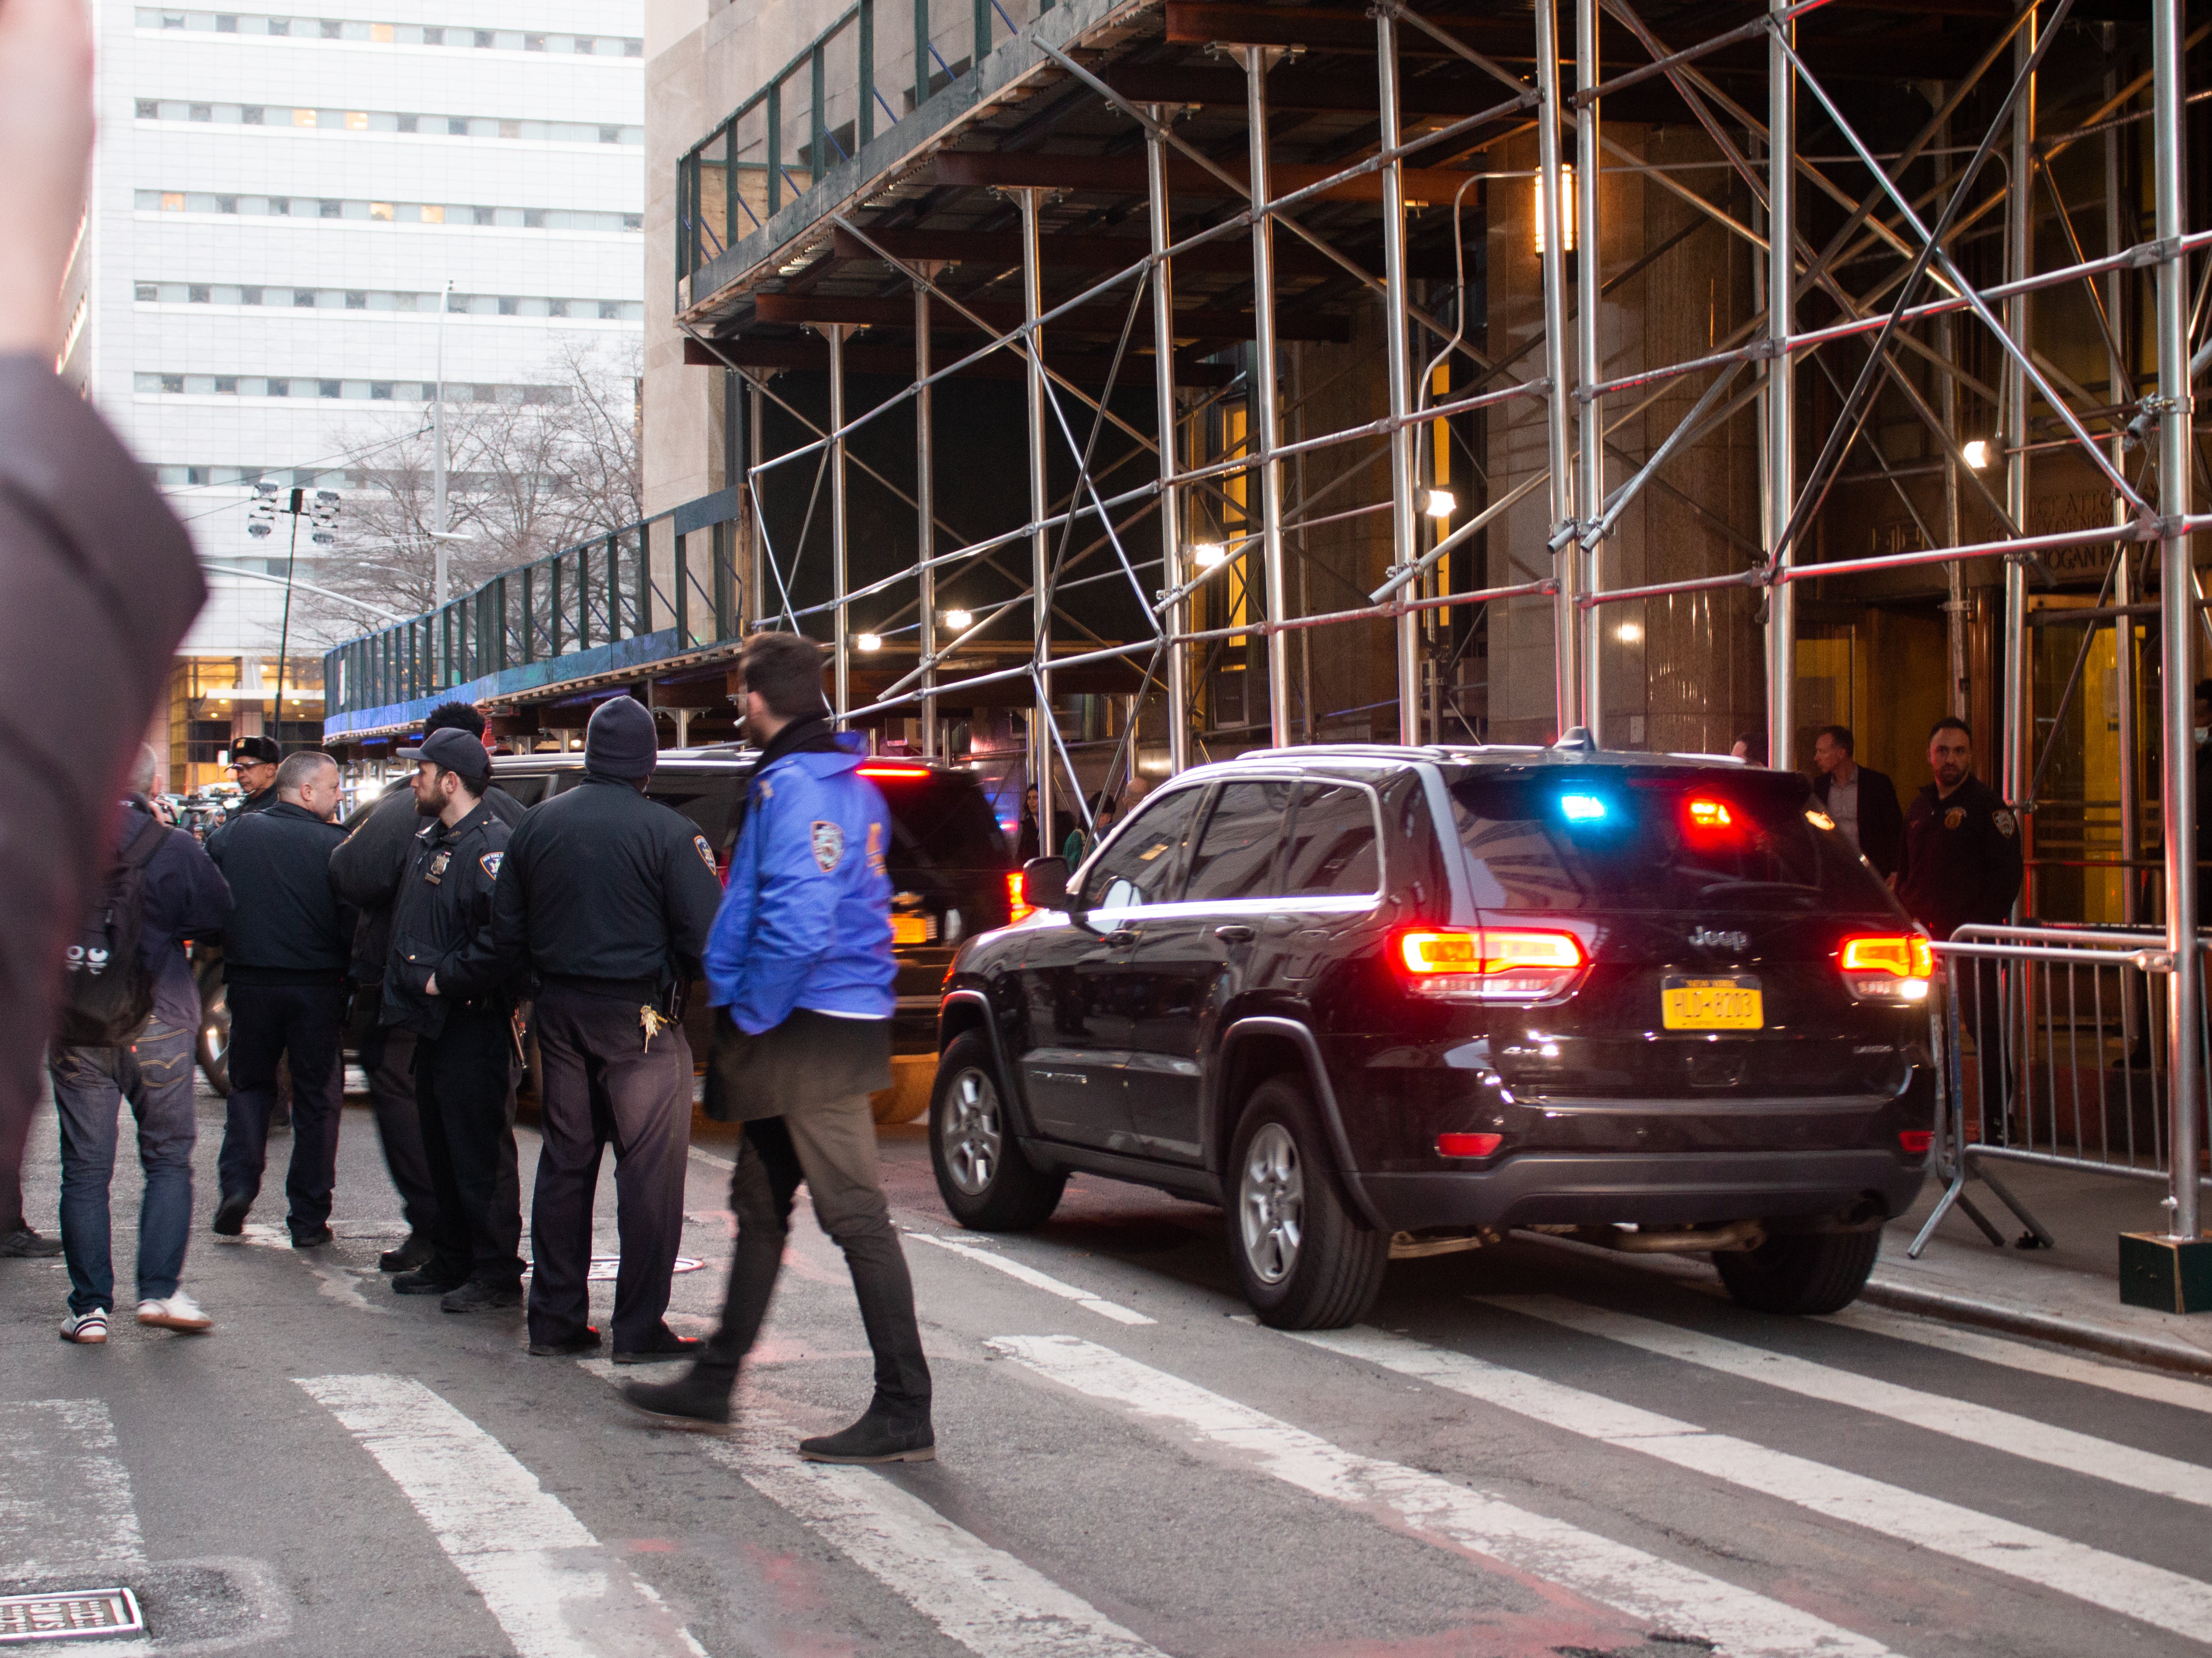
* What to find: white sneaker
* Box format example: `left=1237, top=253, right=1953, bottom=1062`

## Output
left=59, top=1309, right=108, bottom=1344
left=137, top=1292, right=212, bottom=1333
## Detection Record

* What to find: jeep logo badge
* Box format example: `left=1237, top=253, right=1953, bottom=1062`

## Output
left=1689, top=926, right=1750, bottom=953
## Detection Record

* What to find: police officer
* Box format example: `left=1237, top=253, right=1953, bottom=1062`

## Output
left=379, top=728, right=526, bottom=1313
left=224, top=735, right=283, bottom=821
left=1897, top=716, right=2023, bottom=939
left=624, top=633, right=929, bottom=1463
left=331, top=701, right=524, bottom=1274
left=485, top=695, right=723, bottom=1361
left=1898, top=716, right=2022, bottom=1130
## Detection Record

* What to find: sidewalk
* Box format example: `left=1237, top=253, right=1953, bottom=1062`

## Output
left=1868, top=1157, right=2212, bottom=1376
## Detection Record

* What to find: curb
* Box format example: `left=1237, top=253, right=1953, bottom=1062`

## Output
left=1858, top=1277, right=2212, bottom=1379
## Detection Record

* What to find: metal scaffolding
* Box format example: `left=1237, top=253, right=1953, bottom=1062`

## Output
left=661, top=0, right=2210, bottom=1231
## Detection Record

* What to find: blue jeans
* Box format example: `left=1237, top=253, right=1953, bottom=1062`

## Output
left=49, top=1021, right=198, bottom=1314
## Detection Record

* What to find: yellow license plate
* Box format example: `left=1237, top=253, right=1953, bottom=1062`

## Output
left=890, top=915, right=934, bottom=947
left=1661, top=975, right=1763, bottom=1030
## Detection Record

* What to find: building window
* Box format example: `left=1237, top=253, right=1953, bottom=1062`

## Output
left=318, top=379, right=340, bottom=398
left=320, top=17, right=341, bottom=37
left=293, top=108, right=316, bottom=126
left=136, top=99, right=157, bottom=118
left=319, top=199, right=340, bottom=217
left=136, top=284, right=158, bottom=301
left=189, top=103, right=211, bottom=120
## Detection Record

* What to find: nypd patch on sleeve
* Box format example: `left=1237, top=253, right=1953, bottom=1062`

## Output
left=478, top=850, right=503, bottom=879
left=694, top=834, right=718, bottom=873
left=810, top=820, right=845, bottom=871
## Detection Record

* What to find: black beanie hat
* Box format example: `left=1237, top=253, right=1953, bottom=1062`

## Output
left=584, top=696, right=658, bottom=781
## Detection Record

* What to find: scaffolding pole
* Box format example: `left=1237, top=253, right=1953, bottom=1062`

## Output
left=1147, top=109, right=1191, bottom=775
left=916, top=278, right=938, bottom=756
left=1535, top=0, right=1580, bottom=734
left=829, top=322, right=851, bottom=718
left=2001, top=2, right=2035, bottom=897
left=1575, top=0, right=1604, bottom=734
left=1376, top=11, right=1422, bottom=745
left=2152, top=0, right=2200, bottom=1244
left=1244, top=46, right=1294, bottom=749
left=1021, top=186, right=1055, bottom=836
left=1763, top=0, right=1795, bottom=770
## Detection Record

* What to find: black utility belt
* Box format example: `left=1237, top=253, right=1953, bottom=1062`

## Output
left=542, top=973, right=664, bottom=1004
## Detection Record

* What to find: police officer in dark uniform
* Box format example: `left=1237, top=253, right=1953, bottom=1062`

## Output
left=224, top=734, right=283, bottom=821
left=379, top=728, right=526, bottom=1314
left=1898, top=716, right=2023, bottom=1128
left=485, top=695, right=724, bottom=1361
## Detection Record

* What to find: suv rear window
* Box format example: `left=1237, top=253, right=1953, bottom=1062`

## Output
left=1449, top=768, right=1895, bottom=914
left=873, top=774, right=1011, bottom=878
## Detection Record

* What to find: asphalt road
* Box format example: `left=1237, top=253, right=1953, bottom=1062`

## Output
left=7, top=1073, right=2212, bottom=1658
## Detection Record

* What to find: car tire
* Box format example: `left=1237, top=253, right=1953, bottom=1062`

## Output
left=196, top=972, right=231, bottom=1098
left=929, top=1033, right=1065, bottom=1232
left=1227, top=1075, right=1387, bottom=1331
left=1716, top=1228, right=1881, bottom=1315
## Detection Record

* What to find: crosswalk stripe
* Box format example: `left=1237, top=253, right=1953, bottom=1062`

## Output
left=908, top=1232, right=1156, bottom=1324
left=0, top=1401, right=145, bottom=1574
left=298, top=1375, right=707, bottom=1658
left=993, top=1333, right=1902, bottom=1658
left=1489, top=1294, right=2212, bottom=1509
left=1293, top=1323, right=2212, bottom=1647
left=1822, top=1302, right=2212, bottom=1416
left=704, top=1427, right=1166, bottom=1657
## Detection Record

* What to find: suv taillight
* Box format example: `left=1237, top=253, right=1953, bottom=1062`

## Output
left=1395, top=927, right=1584, bottom=1002
left=1006, top=871, right=1034, bottom=925
left=1839, top=933, right=1934, bottom=1002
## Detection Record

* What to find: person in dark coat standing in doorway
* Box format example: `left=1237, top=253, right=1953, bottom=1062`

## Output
left=378, top=728, right=525, bottom=1314
left=206, top=751, right=355, bottom=1247
left=624, top=633, right=930, bottom=1461
left=484, top=695, right=724, bottom=1362
left=1810, top=725, right=1905, bottom=881
left=330, top=701, right=524, bottom=1273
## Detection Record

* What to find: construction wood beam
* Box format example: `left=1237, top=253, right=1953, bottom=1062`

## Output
left=1100, top=63, right=1687, bottom=123
left=1161, top=2, right=1980, bottom=76
left=932, top=148, right=1486, bottom=206
left=829, top=224, right=1462, bottom=280
left=754, top=291, right=1352, bottom=342
left=681, top=334, right=1239, bottom=385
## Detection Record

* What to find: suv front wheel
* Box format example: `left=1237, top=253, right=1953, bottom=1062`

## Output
left=929, top=1033, right=1067, bottom=1231
left=1228, top=1075, right=1387, bottom=1330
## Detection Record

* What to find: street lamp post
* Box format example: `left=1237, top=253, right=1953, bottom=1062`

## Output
left=249, top=484, right=340, bottom=738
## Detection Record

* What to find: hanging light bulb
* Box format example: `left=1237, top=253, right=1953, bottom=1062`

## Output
left=1191, top=541, right=1227, bottom=567
left=943, top=609, right=973, bottom=631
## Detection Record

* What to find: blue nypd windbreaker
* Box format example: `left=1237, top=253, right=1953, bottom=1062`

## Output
left=703, top=738, right=896, bottom=1034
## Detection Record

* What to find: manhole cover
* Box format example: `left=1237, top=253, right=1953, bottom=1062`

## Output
left=521, top=1256, right=705, bottom=1282
left=0, top=1588, right=144, bottom=1644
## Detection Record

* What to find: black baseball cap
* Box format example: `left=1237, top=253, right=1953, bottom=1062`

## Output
left=400, top=726, right=492, bottom=786
left=230, top=736, right=281, bottom=766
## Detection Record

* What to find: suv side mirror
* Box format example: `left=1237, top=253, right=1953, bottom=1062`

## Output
left=1021, top=856, right=1072, bottom=913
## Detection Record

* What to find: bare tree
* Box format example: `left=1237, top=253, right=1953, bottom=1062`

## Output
left=288, top=337, right=642, bottom=648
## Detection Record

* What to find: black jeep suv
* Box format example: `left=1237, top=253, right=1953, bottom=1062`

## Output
left=928, top=741, right=1938, bottom=1329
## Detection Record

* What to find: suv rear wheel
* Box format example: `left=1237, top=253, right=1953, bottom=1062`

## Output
left=1716, top=1227, right=1880, bottom=1315
left=1228, top=1076, right=1387, bottom=1330
left=929, top=1033, right=1066, bottom=1231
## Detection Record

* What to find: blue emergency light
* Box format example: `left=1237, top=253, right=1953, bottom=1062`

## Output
left=1559, top=793, right=1609, bottom=823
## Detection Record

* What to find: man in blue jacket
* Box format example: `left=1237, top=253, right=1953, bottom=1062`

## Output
left=624, top=632, right=931, bottom=1461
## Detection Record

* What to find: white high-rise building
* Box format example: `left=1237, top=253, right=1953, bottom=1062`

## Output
left=62, top=3, right=645, bottom=787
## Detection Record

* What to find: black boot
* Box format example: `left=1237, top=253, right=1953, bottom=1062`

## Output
left=798, top=1406, right=934, bottom=1465
left=622, top=1365, right=736, bottom=1431
left=379, top=1234, right=434, bottom=1272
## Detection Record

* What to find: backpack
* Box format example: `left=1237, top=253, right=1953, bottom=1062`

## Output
left=55, top=812, right=169, bottom=1047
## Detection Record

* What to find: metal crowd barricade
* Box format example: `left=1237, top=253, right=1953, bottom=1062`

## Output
left=1914, top=924, right=2212, bottom=1257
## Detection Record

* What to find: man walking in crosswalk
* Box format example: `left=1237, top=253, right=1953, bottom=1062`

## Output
left=623, top=632, right=931, bottom=1462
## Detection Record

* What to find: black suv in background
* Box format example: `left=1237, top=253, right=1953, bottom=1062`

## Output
left=928, top=741, right=1938, bottom=1329
left=491, top=750, right=1014, bottom=1079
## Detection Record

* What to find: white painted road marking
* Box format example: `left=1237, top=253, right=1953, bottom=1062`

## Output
left=909, top=1232, right=1156, bottom=1324
left=298, top=1375, right=707, bottom=1658
left=1295, top=1323, right=2212, bottom=1648
left=1491, top=1295, right=2212, bottom=1510
left=707, top=1425, right=1166, bottom=1657
left=1823, top=1301, right=2212, bottom=1416
left=0, top=1402, right=145, bottom=1574
left=993, top=1334, right=1902, bottom=1658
